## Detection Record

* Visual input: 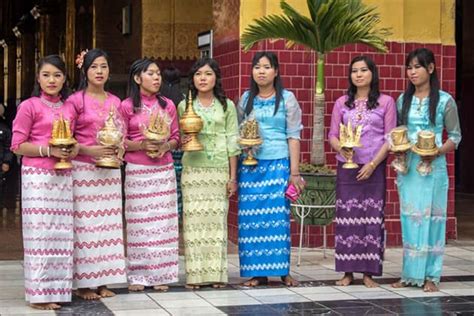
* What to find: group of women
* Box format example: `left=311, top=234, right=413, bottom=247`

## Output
left=10, top=46, right=459, bottom=310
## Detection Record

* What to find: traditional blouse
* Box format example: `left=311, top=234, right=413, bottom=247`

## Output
left=237, top=89, right=303, bottom=160
left=120, top=93, right=180, bottom=166
left=177, top=98, right=240, bottom=168
left=11, top=93, right=77, bottom=169
left=66, top=91, right=122, bottom=164
left=396, top=90, right=461, bottom=148
left=328, top=94, right=397, bottom=164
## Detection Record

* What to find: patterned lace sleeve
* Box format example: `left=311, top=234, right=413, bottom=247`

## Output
left=444, top=98, right=462, bottom=148
left=237, top=94, right=246, bottom=124
left=285, top=91, right=303, bottom=139
left=225, top=99, right=242, bottom=157
left=396, top=94, right=404, bottom=126
left=328, top=97, right=342, bottom=140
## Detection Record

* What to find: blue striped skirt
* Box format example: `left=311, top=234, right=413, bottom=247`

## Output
left=238, top=158, right=291, bottom=277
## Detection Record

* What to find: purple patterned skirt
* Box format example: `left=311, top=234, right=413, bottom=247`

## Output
left=334, top=161, right=386, bottom=276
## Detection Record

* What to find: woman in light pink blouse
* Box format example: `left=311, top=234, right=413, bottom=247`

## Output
left=120, top=58, right=180, bottom=292
left=67, top=49, right=127, bottom=300
left=328, top=56, right=396, bottom=288
left=11, top=55, right=77, bottom=310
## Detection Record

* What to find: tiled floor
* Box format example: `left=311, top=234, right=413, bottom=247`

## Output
left=0, top=246, right=474, bottom=315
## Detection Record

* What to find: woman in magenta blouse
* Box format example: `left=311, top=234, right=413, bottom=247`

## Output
left=328, top=56, right=396, bottom=288
left=67, top=49, right=127, bottom=300
left=11, top=55, right=77, bottom=310
left=120, top=58, right=180, bottom=292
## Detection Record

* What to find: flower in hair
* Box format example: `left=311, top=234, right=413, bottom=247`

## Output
left=75, top=49, right=89, bottom=69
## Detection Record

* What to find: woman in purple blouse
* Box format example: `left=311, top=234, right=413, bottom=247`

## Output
left=328, top=56, right=396, bottom=288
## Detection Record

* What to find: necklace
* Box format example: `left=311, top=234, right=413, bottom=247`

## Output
left=197, top=97, right=215, bottom=110
left=258, top=90, right=275, bottom=98
left=40, top=96, right=63, bottom=109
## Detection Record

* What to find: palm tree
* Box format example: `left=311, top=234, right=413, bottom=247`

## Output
left=241, top=0, right=391, bottom=165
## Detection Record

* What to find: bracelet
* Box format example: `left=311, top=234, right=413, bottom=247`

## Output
left=369, top=161, right=376, bottom=169
left=228, top=179, right=237, bottom=183
left=39, top=146, right=44, bottom=157
left=47, top=146, right=51, bottom=158
left=291, top=174, right=300, bottom=176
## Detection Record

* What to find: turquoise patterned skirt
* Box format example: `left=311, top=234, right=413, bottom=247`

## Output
left=397, top=153, right=448, bottom=286
left=238, top=158, right=291, bottom=277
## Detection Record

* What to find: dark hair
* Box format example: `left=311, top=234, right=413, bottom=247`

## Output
left=127, top=58, right=167, bottom=113
left=161, top=66, right=184, bottom=106
left=401, top=48, right=440, bottom=125
left=188, top=58, right=227, bottom=111
left=32, top=54, right=71, bottom=100
left=345, top=55, right=380, bottom=110
left=78, top=48, right=109, bottom=91
left=244, top=51, right=284, bottom=116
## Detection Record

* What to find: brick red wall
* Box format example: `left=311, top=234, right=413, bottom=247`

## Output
left=214, top=39, right=457, bottom=247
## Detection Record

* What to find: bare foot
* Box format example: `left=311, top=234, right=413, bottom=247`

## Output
left=212, top=283, right=226, bottom=289
left=391, top=280, right=408, bottom=288
left=98, top=286, right=116, bottom=298
left=363, top=274, right=379, bottom=288
left=423, top=280, right=439, bottom=292
left=335, top=273, right=354, bottom=286
left=281, top=275, right=299, bottom=287
left=185, top=284, right=200, bottom=290
left=30, top=303, right=61, bottom=310
left=153, top=285, right=169, bottom=292
left=76, top=288, right=101, bottom=300
left=128, top=284, right=145, bottom=292
left=241, top=277, right=268, bottom=287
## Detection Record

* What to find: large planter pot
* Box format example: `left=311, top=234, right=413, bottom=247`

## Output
left=291, top=172, right=336, bottom=226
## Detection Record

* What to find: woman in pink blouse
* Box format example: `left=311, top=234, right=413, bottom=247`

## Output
left=66, top=49, right=127, bottom=300
left=11, top=55, right=77, bottom=310
left=328, top=56, right=396, bottom=288
left=120, top=58, right=180, bottom=292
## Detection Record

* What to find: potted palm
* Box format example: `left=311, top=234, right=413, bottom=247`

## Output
left=241, top=0, right=391, bottom=226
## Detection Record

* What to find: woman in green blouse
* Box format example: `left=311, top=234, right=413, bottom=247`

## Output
left=178, top=58, right=240, bottom=289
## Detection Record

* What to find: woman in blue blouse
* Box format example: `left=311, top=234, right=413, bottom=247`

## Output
left=392, top=48, right=461, bottom=292
left=237, top=51, right=304, bottom=287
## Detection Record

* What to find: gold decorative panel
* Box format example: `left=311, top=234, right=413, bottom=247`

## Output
left=142, top=0, right=213, bottom=59
left=213, top=0, right=240, bottom=45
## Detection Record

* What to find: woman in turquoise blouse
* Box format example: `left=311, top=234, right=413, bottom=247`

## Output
left=392, top=48, right=461, bottom=292
left=237, top=51, right=304, bottom=287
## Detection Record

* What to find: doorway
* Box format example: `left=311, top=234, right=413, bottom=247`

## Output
left=455, top=0, right=474, bottom=240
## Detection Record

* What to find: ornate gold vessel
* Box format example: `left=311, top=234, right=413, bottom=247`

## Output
left=142, top=108, right=170, bottom=158
left=96, top=106, right=123, bottom=168
left=412, top=130, right=438, bottom=176
left=339, top=121, right=362, bottom=169
left=389, top=126, right=411, bottom=174
left=49, top=114, right=77, bottom=169
left=179, top=91, right=203, bottom=151
left=239, top=119, right=263, bottom=166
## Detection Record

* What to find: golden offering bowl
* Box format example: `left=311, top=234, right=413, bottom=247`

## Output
left=49, top=115, right=77, bottom=169
left=412, top=130, right=438, bottom=176
left=239, top=138, right=263, bottom=166
left=390, top=126, right=412, bottom=153
left=142, top=110, right=170, bottom=158
left=96, top=107, right=123, bottom=169
left=239, top=119, right=263, bottom=166
left=339, top=121, right=362, bottom=169
left=412, top=130, right=438, bottom=157
left=179, top=91, right=204, bottom=152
